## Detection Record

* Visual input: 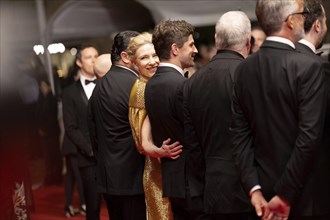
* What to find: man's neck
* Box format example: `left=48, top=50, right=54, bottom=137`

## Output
left=79, top=71, right=95, bottom=80
left=161, top=58, right=182, bottom=70
left=303, top=33, right=318, bottom=49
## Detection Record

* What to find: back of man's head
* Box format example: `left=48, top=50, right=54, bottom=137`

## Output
left=111, top=31, right=140, bottom=64
left=256, top=0, right=299, bottom=35
left=215, top=11, right=251, bottom=53
left=303, top=0, right=327, bottom=49
left=94, top=53, right=112, bottom=78
left=304, top=0, right=324, bottom=33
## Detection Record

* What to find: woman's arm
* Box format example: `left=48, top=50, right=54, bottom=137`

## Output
left=141, top=116, right=182, bottom=159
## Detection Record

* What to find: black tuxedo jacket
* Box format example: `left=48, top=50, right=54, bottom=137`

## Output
left=88, top=65, right=145, bottom=195
left=145, top=66, right=203, bottom=199
left=231, top=40, right=327, bottom=216
left=295, top=42, right=325, bottom=63
left=62, top=80, right=96, bottom=168
left=183, top=50, right=252, bottom=213
left=295, top=42, right=330, bottom=215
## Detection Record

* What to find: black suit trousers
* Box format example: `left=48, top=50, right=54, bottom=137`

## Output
left=80, top=165, right=101, bottom=220
left=103, top=194, right=146, bottom=220
left=64, top=155, right=85, bottom=207
left=170, top=187, right=210, bottom=220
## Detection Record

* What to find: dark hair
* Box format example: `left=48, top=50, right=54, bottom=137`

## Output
left=111, top=31, right=140, bottom=63
left=304, top=0, right=324, bottom=33
left=76, top=44, right=96, bottom=63
left=152, top=20, right=194, bottom=60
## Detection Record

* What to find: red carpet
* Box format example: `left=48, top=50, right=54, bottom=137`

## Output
left=30, top=185, right=108, bottom=220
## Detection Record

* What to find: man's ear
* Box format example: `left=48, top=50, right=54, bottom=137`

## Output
left=246, top=34, right=251, bottom=50
left=120, top=51, right=130, bottom=64
left=171, top=43, right=179, bottom=56
left=314, top=19, right=321, bottom=33
left=285, top=16, right=295, bottom=30
left=76, top=59, right=82, bottom=68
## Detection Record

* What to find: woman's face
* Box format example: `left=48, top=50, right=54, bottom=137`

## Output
left=134, top=43, right=159, bottom=80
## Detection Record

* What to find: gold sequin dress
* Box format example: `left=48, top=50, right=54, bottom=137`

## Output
left=129, top=79, right=173, bottom=220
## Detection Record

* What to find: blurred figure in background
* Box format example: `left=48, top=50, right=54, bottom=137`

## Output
left=36, top=79, right=62, bottom=186
left=94, top=53, right=112, bottom=79
left=250, top=26, right=266, bottom=53
left=0, top=52, right=41, bottom=219
left=62, top=45, right=101, bottom=219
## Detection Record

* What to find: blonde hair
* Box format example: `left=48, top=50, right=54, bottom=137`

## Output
left=126, top=32, right=153, bottom=59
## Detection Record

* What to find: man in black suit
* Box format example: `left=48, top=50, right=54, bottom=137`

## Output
left=145, top=20, right=208, bottom=219
left=87, top=31, right=147, bottom=220
left=183, top=11, right=253, bottom=220
left=231, top=0, right=328, bottom=219
left=295, top=2, right=330, bottom=219
left=62, top=45, right=101, bottom=219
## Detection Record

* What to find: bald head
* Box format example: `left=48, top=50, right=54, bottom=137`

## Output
left=94, top=53, right=112, bottom=78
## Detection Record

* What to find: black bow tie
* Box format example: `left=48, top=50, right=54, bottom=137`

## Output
left=85, top=79, right=96, bottom=85
left=184, top=71, right=189, bottom=78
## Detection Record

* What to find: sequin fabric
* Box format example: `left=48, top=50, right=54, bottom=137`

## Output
left=129, top=79, right=173, bottom=220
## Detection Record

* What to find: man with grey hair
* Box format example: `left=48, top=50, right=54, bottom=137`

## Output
left=231, top=0, right=328, bottom=219
left=183, top=11, right=254, bottom=219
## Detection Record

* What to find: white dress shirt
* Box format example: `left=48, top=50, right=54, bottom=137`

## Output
left=299, top=39, right=316, bottom=53
left=159, top=62, right=185, bottom=77
left=266, top=36, right=295, bottom=49
left=79, top=75, right=96, bottom=100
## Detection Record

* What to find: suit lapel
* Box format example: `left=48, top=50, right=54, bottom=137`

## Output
left=112, top=65, right=139, bottom=78
left=76, top=81, right=88, bottom=106
left=296, top=43, right=316, bottom=55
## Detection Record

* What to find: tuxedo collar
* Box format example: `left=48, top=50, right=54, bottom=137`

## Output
left=159, top=62, right=185, bottom=77
left=266, top=36, right=295, bottom=49
left=212, top=49, right=245, bottom=61
left=113, top=64, right=139, bottom=77
left=298, top=39, right=316, bottom=53
left=261, top=40, right=296, bottom=52
left=156, top=65, right=184, bottom=77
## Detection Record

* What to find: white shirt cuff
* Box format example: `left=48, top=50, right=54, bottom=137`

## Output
left=249, top=185, right=262, bottom=196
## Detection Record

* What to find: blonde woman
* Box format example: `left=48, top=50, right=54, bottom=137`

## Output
left=127, top=32, right=182, bottom=220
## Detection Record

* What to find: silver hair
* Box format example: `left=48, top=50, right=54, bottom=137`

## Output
left=215, top=11, right=251, bottom=51
left=256, top=0, right=299, bottom=35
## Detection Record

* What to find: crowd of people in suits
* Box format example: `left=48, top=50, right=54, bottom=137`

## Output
left=36, top=0, right=330, bottom=219
left=0, top=0, right=330, bottom=220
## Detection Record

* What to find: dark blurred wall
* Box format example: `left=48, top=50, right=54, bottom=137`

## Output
left=0, top=0, right=41, bottom=91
